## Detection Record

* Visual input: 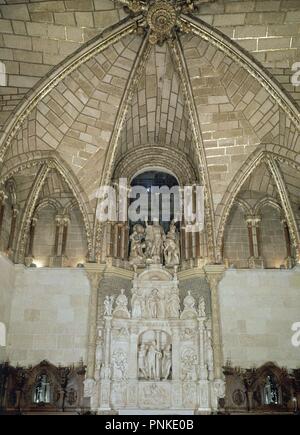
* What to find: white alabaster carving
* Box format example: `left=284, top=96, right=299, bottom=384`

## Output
left=198, top=296, right=206, bottom=317
left=94, top=265, right=219, bottom=413
left=104, top=295, right=114, bottom=316
left=129, top=220, right=180, bottom=267
left=113, top=289, right=130, bottom=319
left=181, top=291, right=197, bottom=319
left=164, top=220, right=180, bottom=266
left=83, top=378, right=95, bottom=398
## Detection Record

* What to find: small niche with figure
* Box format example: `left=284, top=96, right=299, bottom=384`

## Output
left=138, top=330, right=172, bottom=381
left=33, top=373, right=51, bottom=404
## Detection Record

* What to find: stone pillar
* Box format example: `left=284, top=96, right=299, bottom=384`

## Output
left=61, top=217, right=70, bottom=256
left=54, top=215, right=62, bottom=256
left=198, top=315, right=210, bottom=413
left=99, top=315, right=112, bottom=411
left=204, top=265, right=225, bottom=381
left=0, top=191, right=7, bottom=245
left=25, top=217, right=38, bottom=266
left=282, top=219, right=293, bottom=268
left=84, top=264, right=105, bottom=407
left=85, top=265, right=104, bottom=379
left=127, top=325, right=139, bottom=408
left=171, top=325, right=182, bottom=409
left=246, top=216, right=264, bottom=269
left=7, top=207, right=19, bottom=254
left=198, top=316, right=207, bottom=380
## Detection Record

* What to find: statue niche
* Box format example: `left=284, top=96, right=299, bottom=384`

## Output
left=138, top=330, right=172, bottom=381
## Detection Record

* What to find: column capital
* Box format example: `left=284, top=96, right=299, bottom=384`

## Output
left=245, top=215, right=261, bottom=225
left=62, top=215, right=70, bottom=226
left=204, top=264, right=225, bottom=287
left=55, top=214, right=63, bottom=225
left=0, top=191, right=8, bottom=203
left=85, top=263, right=105, bottom=288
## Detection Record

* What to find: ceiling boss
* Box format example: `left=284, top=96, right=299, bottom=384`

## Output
left=118, top=0, right=215, bottom=45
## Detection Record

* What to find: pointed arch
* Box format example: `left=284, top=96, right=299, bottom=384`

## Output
left=234, top=198, right=253, bottom=217
left=34, top=198, right=63, bottom=218
left=253, top=197, right=282, bottom=217
left=15, top=163, right=50, bottom=263
left=11, top=156, right=93, bottom=263
left=216, top=146, right=300, bottom=260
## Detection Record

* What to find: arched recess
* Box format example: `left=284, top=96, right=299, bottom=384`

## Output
left=258, top=202, right=287, bottom=269
left=253, top=198, right=283, bottom=217
left=216, top=148, right=300, bottom=262
left=4, top=157, right=93, bottom=264
left=223, top=201, right=251, bottom=269
left=113, top=145, right=198, bottom=186
left=34, top=198, right=62, bottom=218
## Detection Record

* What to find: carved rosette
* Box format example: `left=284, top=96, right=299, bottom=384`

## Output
left=147, top=1, right=177, bottom=45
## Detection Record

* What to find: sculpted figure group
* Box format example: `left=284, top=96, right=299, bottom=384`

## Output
left=138, top=340, right=172, bottom=381
left=129, top=220, right=180, bottom=266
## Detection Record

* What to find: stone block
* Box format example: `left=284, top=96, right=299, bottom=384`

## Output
left=1, top=4, right=30, bottom=20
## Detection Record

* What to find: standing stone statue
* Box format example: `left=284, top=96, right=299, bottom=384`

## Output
left=146, top=341, right=162, bottom=380
left=181, top=291, right=197, bottom=319
left=104, top=295, right=114, bottom=316
left=129, top=224, right=145, bottom=265
left=162, top=345, right=172, bottom=380
left=138, top=344, right=149, bottom=379
left=113, top=289, right=130, bottom=319
left=148, top=289, right=159, bottom=318
left=164, top=220, right=180, bottom=266
left=131, top=289, right=143, bottom=318
left=145, top=219, right=165, bottom=264
left=167, top=289, right=180, bottom=318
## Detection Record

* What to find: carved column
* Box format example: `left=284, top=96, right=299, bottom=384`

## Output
left=25, top=217, right=38, bottom=266
left=246, top=216, right=264, bottom=269
left=282, top=219, right=293, bottom=268
left=171, top=325, right=182, bottom=409
left=7, top=207, right=19, bottom=254
left=53, top=215, right=62, bottom=256
left=99, top=315, right=112, bottom=411
left=204, top=265, right=225, bottom=381
left=198, top=316, right=207, bottom=380
left=84, top=264, right=105, bottom=407
left=61, top=217, right=70, bottom=256
left=0, top=191, right=7, bottom=244
left=198, top=314, right=210, bottom=412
